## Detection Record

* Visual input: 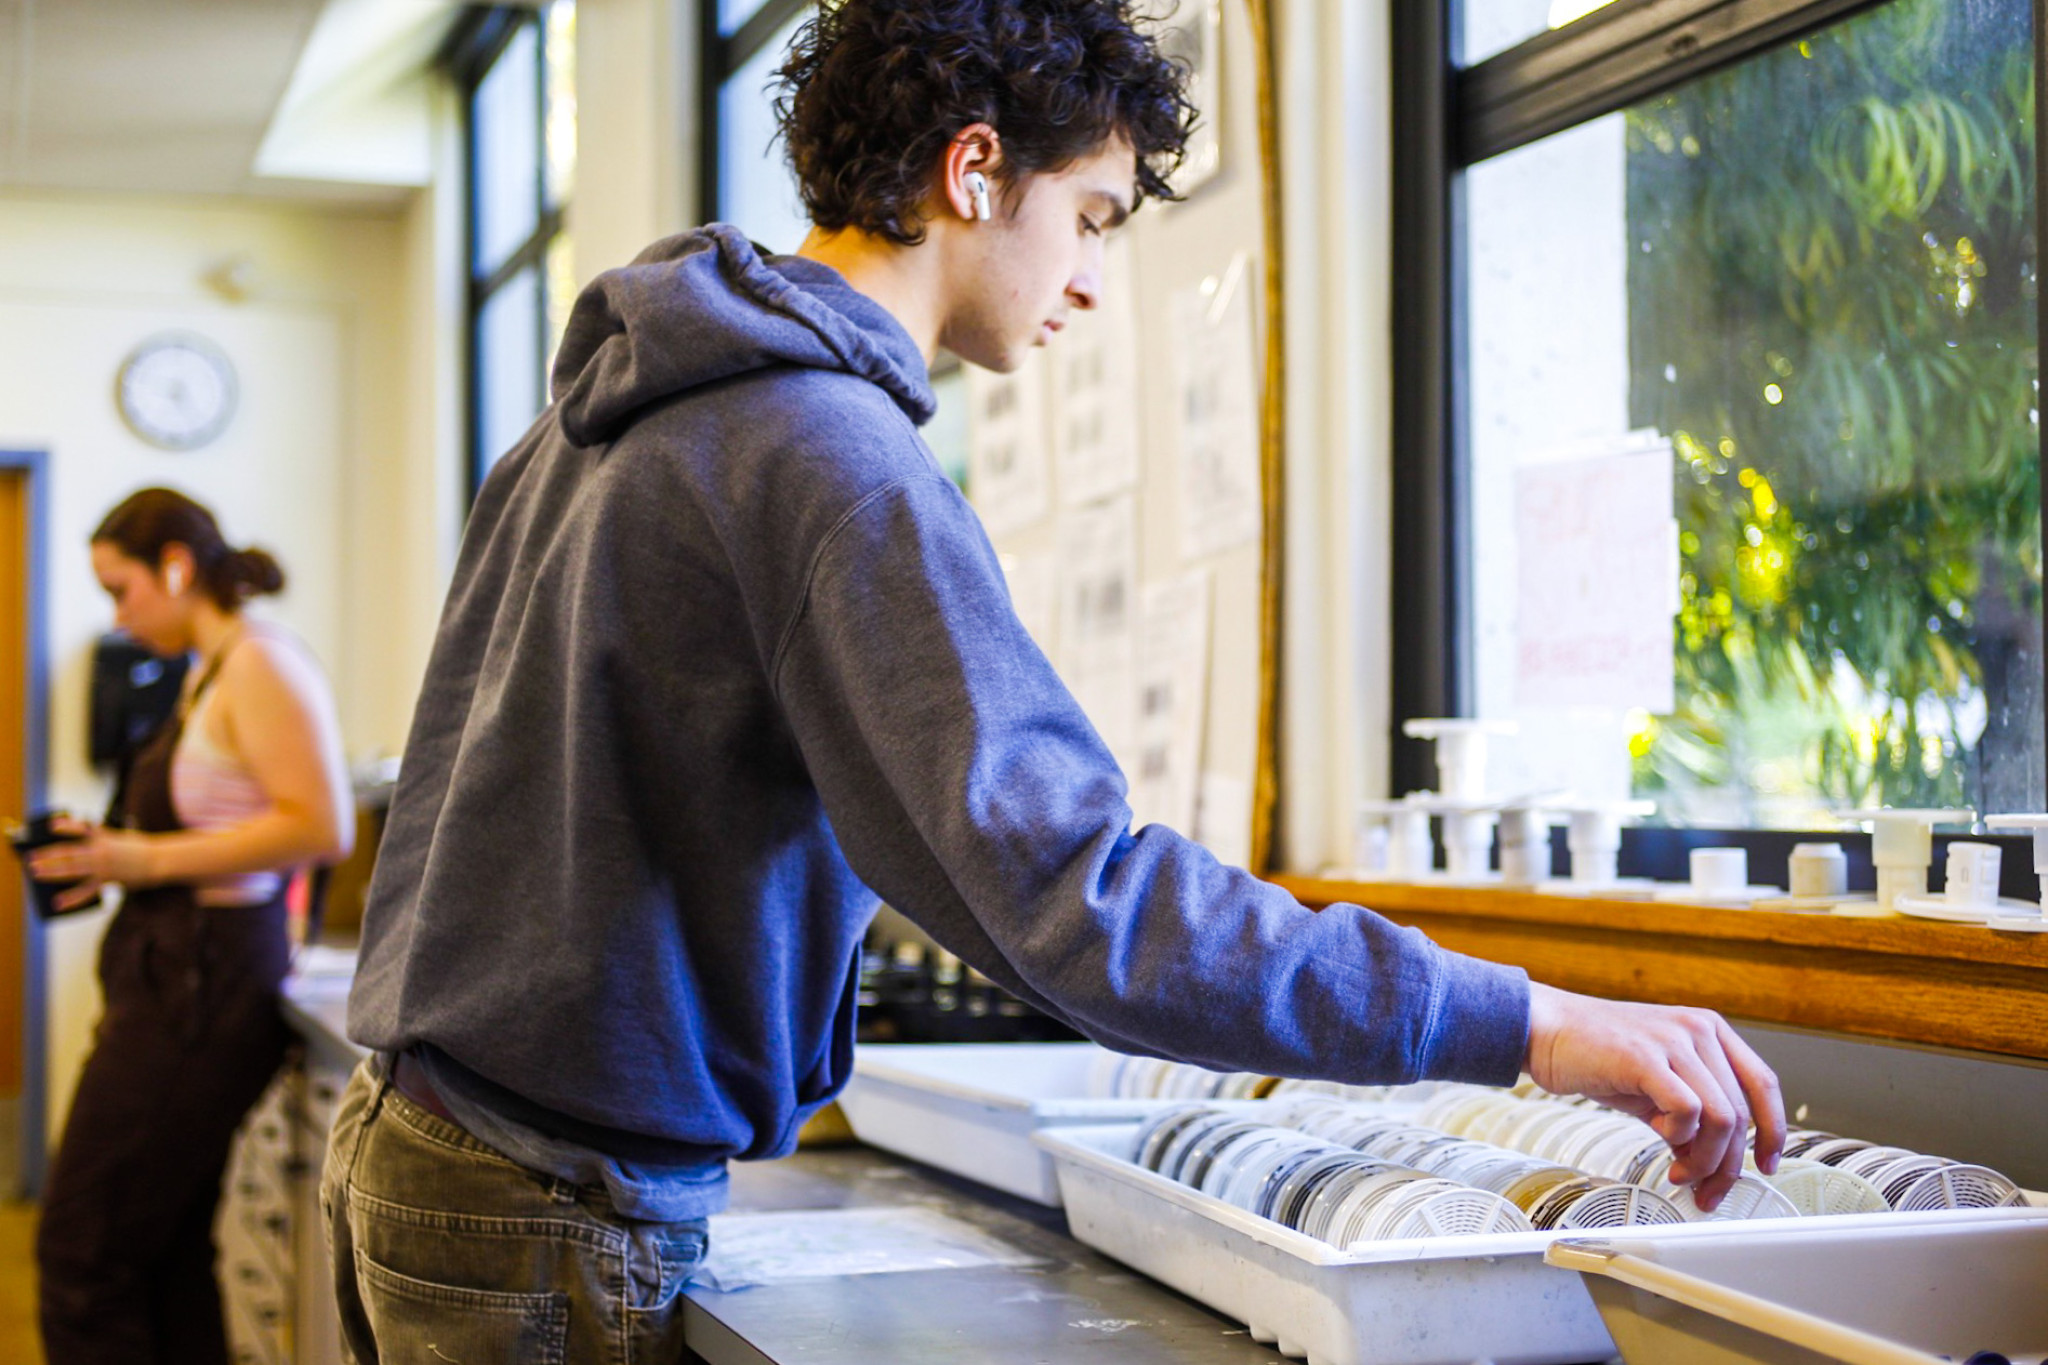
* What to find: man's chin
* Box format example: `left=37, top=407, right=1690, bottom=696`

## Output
left=956, top=342, right=1026, bottom=374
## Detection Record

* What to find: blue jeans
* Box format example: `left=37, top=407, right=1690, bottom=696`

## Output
left=320, top=1058, right=711, bottom=1365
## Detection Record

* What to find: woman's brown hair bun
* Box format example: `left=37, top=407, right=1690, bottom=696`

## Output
left=219, top=546, right=286, bottom=601
left=93, top=487, right=288, bottom=608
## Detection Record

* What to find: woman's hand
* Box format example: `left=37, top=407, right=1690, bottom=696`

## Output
left=26, top=816, right=156, bottom=911
left=1524, top=981, right=1785, bottom=1212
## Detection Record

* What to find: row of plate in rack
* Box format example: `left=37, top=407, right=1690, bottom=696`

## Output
left=835, top=1042, right=2048, bottom=1365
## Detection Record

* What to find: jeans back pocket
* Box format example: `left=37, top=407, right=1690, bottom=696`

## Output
left=355, top=1249, right=570, bottom=1365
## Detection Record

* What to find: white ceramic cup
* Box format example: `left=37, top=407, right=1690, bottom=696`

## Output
left=1788, top=842, right=1848, bottom=899
left=1942, top=841, right=2002, bottom=908
left=1690, top=846, right=1749, bottom=894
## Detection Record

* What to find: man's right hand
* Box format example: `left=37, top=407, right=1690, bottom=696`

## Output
left=1523, top=981, right=1786, bottom=1212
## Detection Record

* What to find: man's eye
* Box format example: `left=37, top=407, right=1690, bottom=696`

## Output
left=1080, top=217, right=1102, bottom=236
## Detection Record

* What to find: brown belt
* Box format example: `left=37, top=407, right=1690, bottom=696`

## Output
left=390, top=1049, right=460, bottom=1124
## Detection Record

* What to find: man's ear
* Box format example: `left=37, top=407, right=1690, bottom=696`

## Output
left=941, top=123, right=1005, bottom=222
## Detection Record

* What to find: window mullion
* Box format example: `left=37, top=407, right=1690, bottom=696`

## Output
left=1458, top=0, right=1891, bottom=166
left=2036, top=0, right=2048, bottom=804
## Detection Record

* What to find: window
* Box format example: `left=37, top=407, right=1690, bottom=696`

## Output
left=1397, top=0, right=2042, bottom=832
left=701, top=0, right=970, bottom=483
left=451, top=2, right=578, bottom=496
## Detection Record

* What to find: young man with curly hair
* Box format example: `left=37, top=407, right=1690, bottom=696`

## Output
left=327, top=1, right=1783, bottom=1357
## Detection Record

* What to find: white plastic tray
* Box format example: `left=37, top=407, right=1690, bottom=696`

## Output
left=1550, top=1215, right=2048, bottom=1364
left=1035, top=1122, right=2048, bottom=1365
left=836, top=1043, right=1206, bottom=1205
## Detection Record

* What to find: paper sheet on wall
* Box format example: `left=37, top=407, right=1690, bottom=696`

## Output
left=1129, top=571, right=1212, bottom=834
left=1052, top=235, right=1142, bottom=508
left=998, top=550, right=1059, bottom=659
left=1513, top=437, right=1678, bottom=712
left=1194, top=770, right=1253, bottom=869
left=1168, top=253, right=1262, bottom=561
left=966, top=353, right=1050, bottom=539
left=1057, top=496, right=1140, bottom=769
left=691, top=1207, right=1040, bottom=1291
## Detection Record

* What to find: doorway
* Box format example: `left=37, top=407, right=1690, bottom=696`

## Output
left=0, top=452, right=49, bottom=1197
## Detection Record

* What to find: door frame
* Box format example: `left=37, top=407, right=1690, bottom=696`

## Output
left=1, top=448, right=51, bottom=1196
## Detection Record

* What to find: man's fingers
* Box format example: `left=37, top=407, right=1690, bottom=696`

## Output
left=1660, top=1030, right=1755, bottom=1193
left=1635, top=1060, right=1702, bottom=1153
left=1659, top=1048, right=1734, bottom=1187
left=1692, top=1162, right=1739, bottom=1213
left=1717, top=1017, right=1786, bottom=1174
left=1695, top=1094, right=1750, bottom=1211
left=1688, top=1019, right=1753, bottom=1155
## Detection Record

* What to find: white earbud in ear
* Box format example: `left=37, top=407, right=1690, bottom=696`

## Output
left=166, top=564, right=186, bottom=595
left=965, top=171, right=991, bottom=222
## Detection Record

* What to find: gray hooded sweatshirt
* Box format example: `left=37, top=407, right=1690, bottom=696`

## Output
left=348, top=226, right=1530, bottom=1219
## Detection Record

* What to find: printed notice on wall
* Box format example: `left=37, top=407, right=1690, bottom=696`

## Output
left=1168, top=252, right=1262, bottom=561
left=1052, top=235, right=1142, bottom=508
left=1057, top=496, right=1141, bottom=768
left=1513, top=436, right=1677, bottom=713
left=1129, top=570, right=1212, bottom=835
left=966, top=353, right=1050, bottom=539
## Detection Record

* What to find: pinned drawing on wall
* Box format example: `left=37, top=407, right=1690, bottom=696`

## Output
left=1052, top=235, right=1142, bottom=508
left=1169, top=251, right=1262, bottom=561
left=1057, top=496, right=1141, bottom=768
left=998, top=549, right=1060, bottom=659
left=966, top=353, right=1050, bottom=539
left=1514, top=433, right=1678, bottom=713
left=1148, top=0, right=1223, bottom=196
left=1129, top=570, right=1212, bottom=835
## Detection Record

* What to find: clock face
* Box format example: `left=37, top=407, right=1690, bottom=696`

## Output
left=116, top=333, right=238, bottom=450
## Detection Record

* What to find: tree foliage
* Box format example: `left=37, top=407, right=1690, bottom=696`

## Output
left=1623, top=0, right=2040, bottom=820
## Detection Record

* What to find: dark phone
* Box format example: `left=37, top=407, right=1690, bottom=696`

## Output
left=89, top=635, right=188, bottom=770
left=5, top=810, right=103, bottom=919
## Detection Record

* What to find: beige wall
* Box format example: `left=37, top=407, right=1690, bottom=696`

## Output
left=0, top=176, right=462, bottom=1144
left=573, top=0, right=700, bottom=282
left=1274, top=0, right=1392, bottom=873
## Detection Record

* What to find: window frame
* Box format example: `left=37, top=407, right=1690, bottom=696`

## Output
left=1390, top=0, right=2048, bottom=873
left=447, top=5, right=571, bottom=504
left=697, top=0, right=813, bottom=229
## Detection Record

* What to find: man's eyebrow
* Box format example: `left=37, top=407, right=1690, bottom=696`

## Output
left=1094, top=189, right=1134, bottom=229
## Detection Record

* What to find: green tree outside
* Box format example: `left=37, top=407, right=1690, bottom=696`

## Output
left=1622, top=0, right=2041, bottom=823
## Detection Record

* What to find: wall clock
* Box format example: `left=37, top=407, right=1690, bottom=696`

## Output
left=116, top=332, right=239, bottom=451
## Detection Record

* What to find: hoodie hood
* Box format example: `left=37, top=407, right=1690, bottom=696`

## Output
left=551, top=224, right=936, bottom=447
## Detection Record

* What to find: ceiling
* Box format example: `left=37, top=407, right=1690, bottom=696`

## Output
left=0, top=0, right=465, bottom=207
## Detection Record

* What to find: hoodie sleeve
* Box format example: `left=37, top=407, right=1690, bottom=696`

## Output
left=769, top=472, right=1529, bottom=1086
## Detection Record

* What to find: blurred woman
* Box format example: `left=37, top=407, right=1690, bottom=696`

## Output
left=30, top=487, right=351, bottom=1365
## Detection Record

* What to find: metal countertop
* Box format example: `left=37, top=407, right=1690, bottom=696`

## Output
left=683, top=1146, right=1289, bottom=1365
left=280, top=958, right=369, bottom=1073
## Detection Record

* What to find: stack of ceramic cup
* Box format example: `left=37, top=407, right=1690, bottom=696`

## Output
left=1088, top=1053, right=1273, bottom=1101
left=1775, top=1128, right=2026, bottom=1212
left=1414, top=1088, right=1799, bottom=1221
left=1131, top=1105, right=1533, bottom=1245
left=1286, top=1100, right=1690, bottom=1230
left=1087, top=1051, right=1434, bottom=1107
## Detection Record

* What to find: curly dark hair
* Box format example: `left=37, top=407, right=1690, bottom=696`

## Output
left=774, top=0, right=1197, bottom=246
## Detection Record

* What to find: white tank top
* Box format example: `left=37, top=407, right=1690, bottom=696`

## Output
left=170, top=627, right=291, bottom=907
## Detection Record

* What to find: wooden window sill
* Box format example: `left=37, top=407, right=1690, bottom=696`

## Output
left=1269, top=874, right=2048, bottom=1063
